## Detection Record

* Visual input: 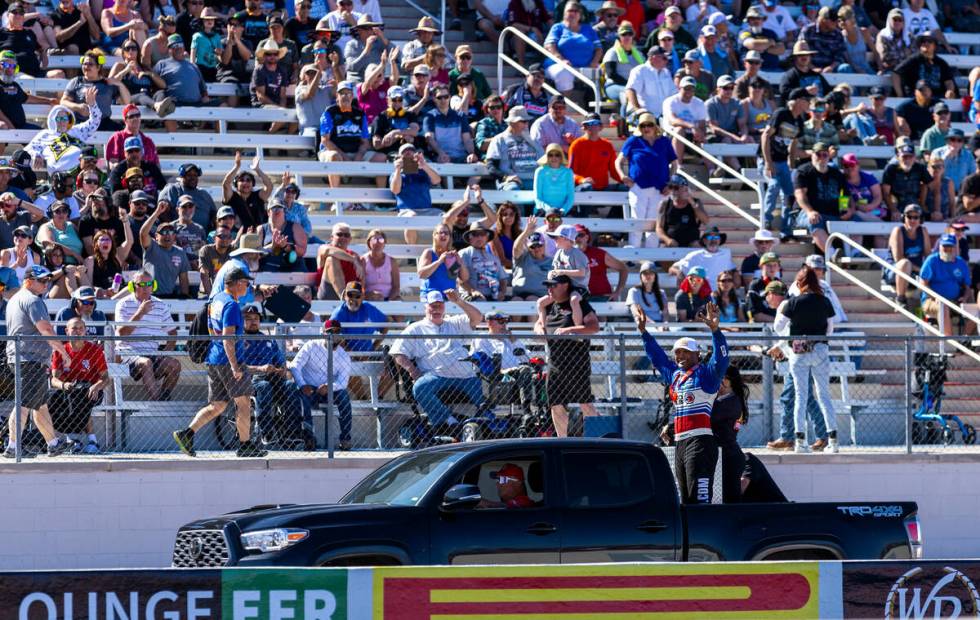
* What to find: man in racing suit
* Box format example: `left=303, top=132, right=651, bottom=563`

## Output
left=636, top=302, right=729, bottom=504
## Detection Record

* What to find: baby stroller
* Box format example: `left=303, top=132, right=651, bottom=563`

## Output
left=912, top=353, right=976, bottom=445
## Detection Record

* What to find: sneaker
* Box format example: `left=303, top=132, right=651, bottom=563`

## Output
left=172, top=429, right=196, bottom=457
left=83, top=440, right=101, bottom=455
left=810, top=438, right=828, bottom=452
left=828, top=436, right=839, bottom=454
left=2, top=445, right=16, bottom=459
left=793, top=438, right=809, bottom=453
left=154, top=96, right=177, bottom=118
left=236, top=441, right=268, bottom=458
left=46, top=438, right=72, bottom=457
left=766, top=438, right=794, bottom=450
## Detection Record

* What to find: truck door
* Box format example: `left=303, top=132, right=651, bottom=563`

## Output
left=559, top=449, right=679, bottom=563
left=429, top=452, right=562, bottom=565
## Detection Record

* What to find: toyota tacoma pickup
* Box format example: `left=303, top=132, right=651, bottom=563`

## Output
left=172, top=439, right=921, bottom=567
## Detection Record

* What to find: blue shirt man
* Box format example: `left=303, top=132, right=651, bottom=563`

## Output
left=920, top=235, right=971, bottom=304
left=206, top=289, right=246, bottom=366
left=422, top=103, right=472, bottom=161
left=391, top=143, right=438, bottom=213
left=330, top=281, right=389, bottom=352
left=55, top=286, right=107, bottom=336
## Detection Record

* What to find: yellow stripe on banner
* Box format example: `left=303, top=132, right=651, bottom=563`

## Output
left=430, top=586, right=752, bottom=603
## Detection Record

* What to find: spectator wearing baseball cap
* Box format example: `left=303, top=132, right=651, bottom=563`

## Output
left=797, top=6, right=845, bottom=72
left=881, top=143, right=933, bottom=222
left=662, top=74, right=708, bottom=165
left=840, top=153, right=885, bottom=222
left=55, top=286, right=108, bottom=337
left=696, top=24, right=731, bottom=79
left=675, top=49, right=716, bottom=102
left=705, top=75, right=748, bottom=175
left=568, top=113, right=623, bottom=192
left=918, top=234, right=972, bottom=337
left=502, top=63, right=549, bottom=121
left=572, top=224, right=627, bottom=302
left=389, top=289, right=486, bottom=430
left=895, top=81, right=937, bottom=141
left=623, top=43, right=677, bottom=120
left=105, top=104, right=160, bottom=168
left=511, top=225, right=553, bottom=300
left=160, top=163, right=217, bottom=231
left=530, top=95, right=582, bottom=154
left=615, top=112, right=677, bottom=247
left=486, top=105, right=545, bottom=192
left=601, top=22, right=644, bottom=115
left=932, top=128, right=976, bottom=193
left=329, top=280, right=390, bottom=355
left=546, top=224, right=590, bottom=290
left=542, top=3, right=602, bottom=96
left=892, top=31, right=957, bottom=99
left=391, top=142, right=441, bottom=215
left=759, top=89, right=810, bottom=238
left=793, top=141, right=852, bottom=252
left=918, top=101, right=952, bottom=155
left=669, top=225, right=737, bottom=287
left=371, top=85, right=421, bottom=157
left=656, top=174, right=709, bottom=248
left=140, top=202, right=191, bottom=299
left=649, top=5, right=696, bottom=60
left=295, top=57, right=335, bottom=135
left=106, top=136, right=167, bottom=197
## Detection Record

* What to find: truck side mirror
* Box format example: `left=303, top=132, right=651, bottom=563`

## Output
left=441, top=484, right=482, bottom=511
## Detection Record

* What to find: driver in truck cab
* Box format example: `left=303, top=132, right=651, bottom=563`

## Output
left=478, top=463, right=535, bottom=509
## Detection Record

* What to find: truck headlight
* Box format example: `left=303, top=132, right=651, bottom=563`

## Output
left=240, top=528, right=309, bottom=553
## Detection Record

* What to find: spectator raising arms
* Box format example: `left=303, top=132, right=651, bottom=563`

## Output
left=222, top=151, right=273, bottom=231
left=511, top=219, right=551, bottom=300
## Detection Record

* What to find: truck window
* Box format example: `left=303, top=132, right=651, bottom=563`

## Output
left=562, top=452, right=654, bottom=508
left=459, top=458, right=545, bottom=510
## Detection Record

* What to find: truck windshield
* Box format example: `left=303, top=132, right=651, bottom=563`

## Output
left=339, top=451, right=466, bottom=506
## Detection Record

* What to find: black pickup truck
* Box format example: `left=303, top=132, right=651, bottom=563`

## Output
left=172, top=439, right=921, bottom=567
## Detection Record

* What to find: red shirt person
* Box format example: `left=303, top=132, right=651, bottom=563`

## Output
left=49, top=317, right=110, bottom=454
left=575, top=225, right=628, bottom=301
left=104, top=104, right=160, bottom=167
left=479, top=463, right=535, bottom=508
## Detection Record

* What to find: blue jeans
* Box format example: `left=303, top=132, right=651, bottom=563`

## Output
left=758, top=157, right=794, bottom=235
left=843, top=113, right=876, bottom=143
left=779, top=362, right=826, bottom=441
left=300, top=388, right=353, bottom=441
left=412, top=374, right=484, bottom=426
left=604, top=83, right=627, bottom=116
left=788, top=344, right=839, bottom=436
left=252, top=375, right=304, bottom=439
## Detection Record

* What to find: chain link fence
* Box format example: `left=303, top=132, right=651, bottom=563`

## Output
left=1, top=328, right=977, bottom=461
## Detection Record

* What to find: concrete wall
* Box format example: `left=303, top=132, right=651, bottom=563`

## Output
left=1, top=452, right=977, bottom=570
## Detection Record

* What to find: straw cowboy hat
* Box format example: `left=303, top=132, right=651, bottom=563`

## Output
left=354, top=14, right=382, bottom=29
left=538, top=143, right=568, bottom=166
left=791, top=40, right=817, bottom=56
left=411, top=16, right=441, bottom=34
left=598, top=0, right=625, bottom=16
left=256, top=40, right=288, bottom=59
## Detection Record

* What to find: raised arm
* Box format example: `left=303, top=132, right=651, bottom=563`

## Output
left=222, top=151, right=242, bottom=204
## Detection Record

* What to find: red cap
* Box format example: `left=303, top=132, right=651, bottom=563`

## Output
left=841, top=153, right=859, bottom=168
left=951, top=219, right=969, bottom=230
left=573, top=224, right=590, bottom=237
left=122, top=103, right=140, bottom=119
left=490, top=463, right=524, bottom=481
left=323, top=319, right=342, bottom=332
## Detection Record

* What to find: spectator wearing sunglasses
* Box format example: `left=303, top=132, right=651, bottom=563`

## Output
left=160, top=163, right=216, bottom=231
left=0, top=50, right=55, bottom=130
left=55, top=286, right=108, bottom=336
left=37, top=199, right=84, bottom=265
left=105, top=104, right=160, bottom=168
left=198, top=224, right=235, bottom=297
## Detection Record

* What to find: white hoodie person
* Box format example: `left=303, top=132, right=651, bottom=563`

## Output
left=25, top=87, right=101, bottom=174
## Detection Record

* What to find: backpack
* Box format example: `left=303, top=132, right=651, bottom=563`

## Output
left=187, top=303, right=210, bottom=364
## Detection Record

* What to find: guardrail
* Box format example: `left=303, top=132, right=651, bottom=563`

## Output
left=824, top=232, right=980, bottom=361
left=497, top=26, right=601, bottom=116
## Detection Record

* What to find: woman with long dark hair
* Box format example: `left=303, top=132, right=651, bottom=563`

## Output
left=774, top=266, right=839, bottom=453
left=626, top=261, right=669, bottom=322
left=711, top=272, right=746, bottom=324
left=712, top=365, right=749, bottom=503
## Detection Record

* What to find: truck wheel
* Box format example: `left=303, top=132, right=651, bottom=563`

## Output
left=461, top=422, right=481, bottom=443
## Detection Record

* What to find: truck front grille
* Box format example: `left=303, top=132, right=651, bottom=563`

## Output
left=172, top=529, right=230, bottom=567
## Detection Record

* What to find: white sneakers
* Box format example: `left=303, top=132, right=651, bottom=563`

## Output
left=794, top=437, right=809, bottom=453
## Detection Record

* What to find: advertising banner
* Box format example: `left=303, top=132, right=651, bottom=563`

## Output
left=0, top=569, right=221, bottom=620
left=221, top=568, right=350, bottom=619
left=371, top=562, right=831, bottom=619
left=842, top=560, right=980, bottom=619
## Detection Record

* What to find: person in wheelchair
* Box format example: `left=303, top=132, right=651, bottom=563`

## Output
left=469, top=311, right=535, bottom=414
left=49, top=317, right=110, bottom=454
left=240, top=305, right=309, bottom=450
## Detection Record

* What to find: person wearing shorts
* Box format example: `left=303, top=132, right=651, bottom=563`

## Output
left=114, top=269, right=181, bottom=401
left=172, top=267, right=267, bottom=458
left=3, top=266, right=75, bottom=458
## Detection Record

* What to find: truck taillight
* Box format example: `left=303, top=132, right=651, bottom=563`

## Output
left=904, top=514, right=923, bottom=559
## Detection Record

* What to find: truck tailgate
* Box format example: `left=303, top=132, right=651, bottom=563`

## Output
left=682, top=501, right=919, bottom=562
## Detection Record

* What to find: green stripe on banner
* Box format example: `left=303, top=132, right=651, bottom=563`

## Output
left=220, top=567, right=349, bottom=619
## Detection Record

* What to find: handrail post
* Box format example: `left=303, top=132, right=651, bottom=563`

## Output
left=440, top=0, right=446, bottom=47
left=904, top=337, right=913, bottom=454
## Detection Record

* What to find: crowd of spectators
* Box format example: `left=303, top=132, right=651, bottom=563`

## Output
left=0, top=0, right=979, bottom=456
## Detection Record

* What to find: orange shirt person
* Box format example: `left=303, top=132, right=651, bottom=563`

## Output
left=568, top=114, right=623, bottom=191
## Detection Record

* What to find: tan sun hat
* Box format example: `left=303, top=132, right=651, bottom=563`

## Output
left=256, top=40, right=288, bottom=59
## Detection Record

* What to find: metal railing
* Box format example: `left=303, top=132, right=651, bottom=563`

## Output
left=2, top=329, right=976, bottom=462
left=824, top=232, right=980, bottom=362
left=497, top=26, right=601, bottom=116
left=659, top=123, right=762, bottom=197
left=675, top=167, right=761, bottom=229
